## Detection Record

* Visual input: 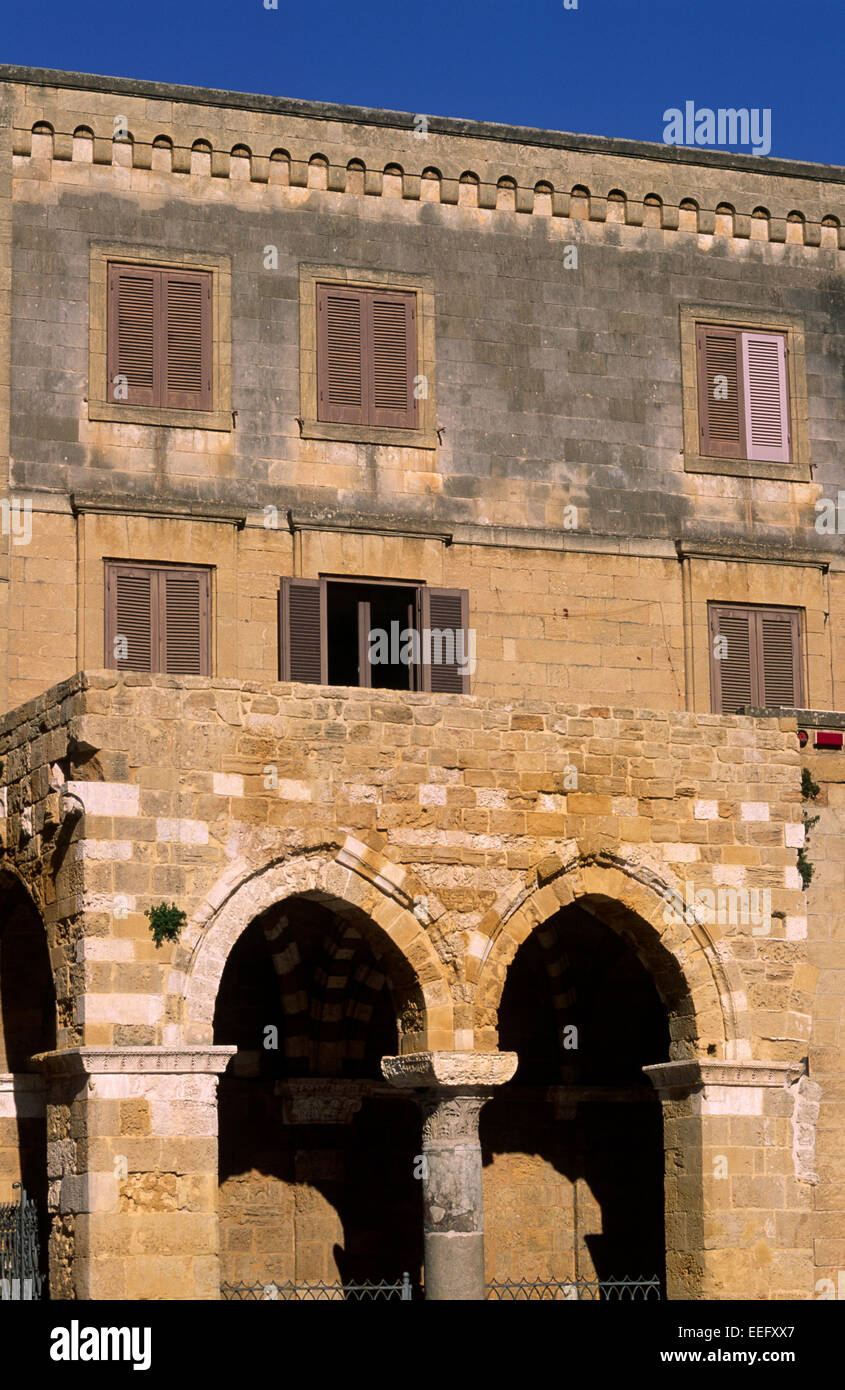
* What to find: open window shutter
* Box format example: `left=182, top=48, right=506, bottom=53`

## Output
left=709, top=605, right=754, bottom=712
left=317, top=285, right=366, bottom=424
left=107, top=264, right=158, bottom=406
left=279, top=578, right=327, bottom=683
left=162, top=270, right=212, bottom=410
left=420, top=588, right=471, bottom=694
left=697, top=325, right=744, bottom=459
left=741, top=332, right=790, bottom=463
left=162, top=569, right=210, bottom=675
left=757, top=608, right=802, bottom=706
left=368, top=290, right=418, bottom=428
left=106, top=564, right=156, bottom=671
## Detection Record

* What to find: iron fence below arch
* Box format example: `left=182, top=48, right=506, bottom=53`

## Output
left=486, top=1276, right=663, bottom=1300
left=0, top=1185, right=43, bottom=1301
left=221, top=1273, right=662, bottom=1301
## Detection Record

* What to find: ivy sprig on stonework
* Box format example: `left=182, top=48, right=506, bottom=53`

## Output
left=145, top=902, right=187, bottom=948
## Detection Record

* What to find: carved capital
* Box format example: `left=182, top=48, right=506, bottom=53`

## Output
left=420, top=1091, right=490, bottom=1145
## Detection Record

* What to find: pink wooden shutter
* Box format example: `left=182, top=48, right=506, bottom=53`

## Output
left=741, top=332, right=791, bottom=462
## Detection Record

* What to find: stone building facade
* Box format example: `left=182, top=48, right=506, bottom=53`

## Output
left=0, top=64, right=843, bottom=1300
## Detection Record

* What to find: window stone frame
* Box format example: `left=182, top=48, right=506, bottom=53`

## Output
left=88, top=243, right=232, bottom=431
left=299, top=263, right=437, bottom=449
left=680, top=302, right=810, bottom=481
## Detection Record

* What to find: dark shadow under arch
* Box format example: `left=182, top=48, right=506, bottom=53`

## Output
left=482, top=900, right=672, bottom=1286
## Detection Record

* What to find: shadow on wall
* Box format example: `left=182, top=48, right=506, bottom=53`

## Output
left=214, top=897, right=422, bottom=1286
left=484, top=903, right=673, bottom=1285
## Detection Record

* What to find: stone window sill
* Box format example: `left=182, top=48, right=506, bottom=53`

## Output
left=87, top=401, right=233, bottom=431
left=683, top=452, right=810, bottom=483
left=300, top=418, right=438, bottom=450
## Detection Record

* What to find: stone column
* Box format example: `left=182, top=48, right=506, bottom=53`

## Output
left=644, top=1059, right=815, bottom=1300
left=382, top=1051, right=517, bottom=1301
left=36, top=1045, right=235, bottom=1300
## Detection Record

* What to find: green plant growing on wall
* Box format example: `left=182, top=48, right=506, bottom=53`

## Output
left=145, top=902, right=187, bottom=948
left=797, top=767, right=822, bottom=889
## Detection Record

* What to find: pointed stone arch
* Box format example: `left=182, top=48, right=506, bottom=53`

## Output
left=472, top=849, right=750, bottom=1060
left=180, top=849, right=454, bottom=1050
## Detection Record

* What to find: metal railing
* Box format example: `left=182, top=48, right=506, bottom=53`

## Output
left=221, top=1272, right=415, bottom=1301
left=0, top=1184, right=43, bottom=1301
left=486, top=1275, right=663, bottom=1300
left=222, top=1272, right=662, bottom=1301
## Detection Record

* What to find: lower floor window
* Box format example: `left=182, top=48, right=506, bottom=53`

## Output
left=279, top=577, right=471, bottom=693
left=105, top=561, right=212, bottom=674
left=708, top=602, right=803, bottom=712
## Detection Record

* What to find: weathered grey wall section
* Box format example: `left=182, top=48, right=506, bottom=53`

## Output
left=5, top=68, right=845, bottom=557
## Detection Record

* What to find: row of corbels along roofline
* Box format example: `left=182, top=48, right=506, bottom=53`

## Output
left=14, top=121, right=845, bottom=249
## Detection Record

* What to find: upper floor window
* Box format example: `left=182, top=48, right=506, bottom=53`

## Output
left=299, top=265, right=437, bottom=449
left=88, top=245, right=232, bottom=431
left=107, top=264, right=212, bottom=410
left=680, top=305, right=808, bottom=482
left=708, top=603, right=803, bottom=712
left=696, top=325, right=791, bottom=464
left=279, top=577, right=471, bottom=693
left=105, top=561, right=211, bottom=675
left=317, top=285, right=418, bottom=430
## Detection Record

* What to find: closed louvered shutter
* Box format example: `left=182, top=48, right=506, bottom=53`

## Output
left=162, top=568, right=210, bottom=674
left=758, top=609, right=802, bottom=706
left=107, top=265, right=158, bottom=406
left=370, top=290, right=418, bottom=428
left=317, top=284, right=418, bottom=428
left=709, top=604, right=803, bottom=711
left=697, top=325, right=743, bottom=459
left=279, top=578, right=327, bottom=683
left=317, top=286, right=366, bottom=425
left=420, top=588, right=471, bottom=694
left=105, top=563, right=211, bottom=674
left=709, top=605, right=754, bottom=712
left=107, top=564, right=156, bottom=671
left=162, top=270, right=212, bottom=410
left=107, top=263, right=212, bottom=410
left=742, top=332, right=790, bottom=463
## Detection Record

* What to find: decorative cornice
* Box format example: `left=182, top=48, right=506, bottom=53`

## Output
left=70, top=493, right=246, bottom=529
left=34, top=1046, right=237, bottom=1076
left=643, top=1059, right=804, bottom=1093
left=675, top=539, right=832, bottom=570
left=3, top=65, right=844, bottom=185
left=287, top=508, right=452, bottom=545
left=6, top=68, right=842, bottom=249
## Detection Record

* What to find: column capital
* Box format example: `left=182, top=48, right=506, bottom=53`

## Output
left=381, top=1050, right=518, bottom=1091
left=33, top=1046, right=237, bottom=1077
left=643, top=1058, right=804, bottom=1096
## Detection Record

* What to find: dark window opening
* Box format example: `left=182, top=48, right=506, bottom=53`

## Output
left=279, top=577, right=470, bottom=693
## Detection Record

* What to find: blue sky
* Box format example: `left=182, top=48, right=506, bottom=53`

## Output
left=3, top=0, right=842, bottom=166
